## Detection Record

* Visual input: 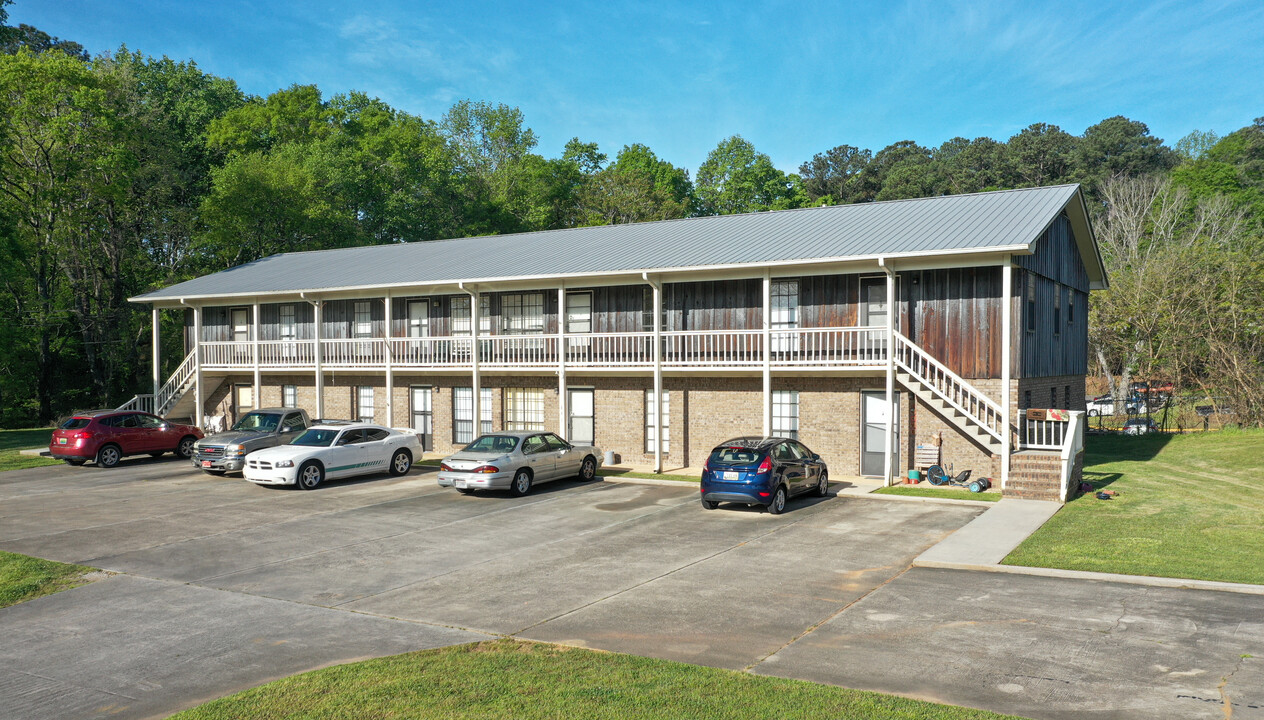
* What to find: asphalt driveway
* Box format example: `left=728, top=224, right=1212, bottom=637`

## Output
left=1, top=457, right=1260, bottom=720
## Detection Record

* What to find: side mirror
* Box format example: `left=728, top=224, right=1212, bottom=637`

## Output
left=811, top=453, right=820, bottom=461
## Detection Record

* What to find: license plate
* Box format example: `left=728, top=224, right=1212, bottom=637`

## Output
left=58, top=437, right=67, bottom=445
left=454, top=480, right=467, bottom=489
left=723, top=471, right=739, bottom=481
left=201, top=460, right=212, bottom=468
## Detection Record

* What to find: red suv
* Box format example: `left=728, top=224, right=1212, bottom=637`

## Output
left=50, top=410, right=203, bottom=468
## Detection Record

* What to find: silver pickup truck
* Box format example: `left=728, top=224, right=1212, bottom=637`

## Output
left=192, top=408, right=310, bottom=474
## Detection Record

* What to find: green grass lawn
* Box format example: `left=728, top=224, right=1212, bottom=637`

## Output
left=0, top=550, right=97, bottom=609
left=598, top=468, right=699, bottom=482
left=172, top=639, right=1024, bottom=720
left=1003, top=427, right=1264, bottom=585
left=0, top=427, right=60, bottom=472
left=874, top=485, right=1001, bottom=502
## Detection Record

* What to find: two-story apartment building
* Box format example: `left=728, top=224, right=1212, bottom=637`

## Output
left=129, top=184, right=1106, bottom=500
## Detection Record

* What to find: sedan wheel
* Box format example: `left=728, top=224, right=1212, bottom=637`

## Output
left=767, top=486, right=787, bottom=515
left=96, top=444, right=121, bottom=469
left=297, top=461, right=323, bottom=490
left=389, top=449, right=412, bottom=476
left=578, top=457, right=596, bottom=481
left=509, top=469, right=532, bottom=497
left=816, top=471, right=830, bottom=497
left=177, top=436, right=196, bottom=459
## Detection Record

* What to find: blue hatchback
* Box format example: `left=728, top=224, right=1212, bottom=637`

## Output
left=700, top=436, right=829, bottom=514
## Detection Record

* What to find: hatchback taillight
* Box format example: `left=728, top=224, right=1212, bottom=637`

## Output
left=74, top=431, right=94, bottom=440
left=757, top=456, right=772, bottom=474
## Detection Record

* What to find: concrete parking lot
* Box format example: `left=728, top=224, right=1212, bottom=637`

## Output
left=1, top=458, right=1260, bottom=720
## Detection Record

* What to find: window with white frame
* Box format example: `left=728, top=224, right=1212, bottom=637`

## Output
left=451, top=295, right=491, bottom=335
left=505, top=388, right=545, bottom=431
left=453, top=387, right=494, bottom=442
left=480, top=387, right=493, bottom=434
left=772, top=390, right=799, bottom=439
left=644, top=389, right=670, bottom=454
left=453, top=387, right=474, bottom=443
left=282, top=385, right=297, bottom=408
left=501, top=293, right=544, bottom=334
left=353, top=301, right=372, bottom=338
left=279, top=305, right=297, bottom=341
left=771, top=280, right=799, bottom=352
left=355, top=386, right=374, bottom=423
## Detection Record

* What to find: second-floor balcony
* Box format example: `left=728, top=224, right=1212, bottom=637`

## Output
left=197, top=326, right=889, bottom=371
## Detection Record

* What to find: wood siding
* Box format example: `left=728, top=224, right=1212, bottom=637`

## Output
left=1016, top=214, right=1090, bottom=292
left=904, top=267, right=1002, bottom=379
left=1018, top=270, right=1088, bottom=378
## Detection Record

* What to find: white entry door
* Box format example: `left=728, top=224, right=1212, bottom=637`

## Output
left=410, top=386, right=432, bottom=451
left=567, top=388, right=594, bottom=445
left=861, top=390, right=898, bottom=477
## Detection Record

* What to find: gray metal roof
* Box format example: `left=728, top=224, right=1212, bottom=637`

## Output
left=133, top=184, right=1090, bottom=302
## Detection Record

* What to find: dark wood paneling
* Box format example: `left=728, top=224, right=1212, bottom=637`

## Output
left=259, top=302, right=314, bottom=340
left=1018, top=270, right=1088, bottom=378
left=665, top=279, right=762, bottom=331
left=800, top=274, right=859, bottom=328
left=905, top=267, right=1001, bottom=379
left=321, top=299, right=385, bottom=339
left=1016, top=214, right=1090, bottom=292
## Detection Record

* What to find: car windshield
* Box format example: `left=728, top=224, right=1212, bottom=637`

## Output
left=231, top=413, right=281, bottom=432
left=463, top=435, right=520, bottom=454
left=291, top=428, right=339, bottom=447
left=708, top=446, right=762, bottom=465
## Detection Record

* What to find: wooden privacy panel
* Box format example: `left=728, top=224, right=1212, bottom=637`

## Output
left=904, top=267, right=1003, bottom=379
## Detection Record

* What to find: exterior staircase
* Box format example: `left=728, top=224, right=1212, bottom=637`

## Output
left=115, top=351, right=224, bottom=425
left=892, top=331, right=1005, bottom=455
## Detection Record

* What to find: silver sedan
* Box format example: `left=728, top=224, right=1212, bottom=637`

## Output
left=437, top=431, right=603, bottom=496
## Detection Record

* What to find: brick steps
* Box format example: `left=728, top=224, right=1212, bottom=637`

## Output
left=1006, top=451, right=1064, bottom=501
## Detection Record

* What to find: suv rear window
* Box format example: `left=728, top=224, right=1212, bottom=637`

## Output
left=708, top=446, right=761, bottom=465
left=59, top=417, right=91, bottom=430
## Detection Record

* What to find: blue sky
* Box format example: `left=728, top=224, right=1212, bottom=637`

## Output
left=12, top=0, right=1264, bottom=173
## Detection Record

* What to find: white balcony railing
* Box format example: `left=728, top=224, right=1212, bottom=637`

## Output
left=195, top=327, right=894, bottom=371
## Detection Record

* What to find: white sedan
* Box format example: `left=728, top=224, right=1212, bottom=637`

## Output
left=243, top=422, right=420, bottom=489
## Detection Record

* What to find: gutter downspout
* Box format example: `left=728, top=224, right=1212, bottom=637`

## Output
left=879, top=258, right=896, bottom=487
left=459, top=283, right=481, bottom=439
left=1001, top=258, right=1013, bottom=491
left=301, top=292, right=324, bottom=420
left=643, top=272, right=662, bottom=473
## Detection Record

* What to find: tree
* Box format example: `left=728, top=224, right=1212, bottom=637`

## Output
left=207, top=84, right=336, bottom=156
left=933, top=136, right=1010, bottom=195
left=798, top=144, right=871, bottom=204
left=1007, top=123, right=1077, bottom=188
left=1, top=23, right=88, bottom=59
left=1075, top=116, right=1179, bottom=193
left=696, top=135, right=804, bottom=215
left=1175, top=129, right=1220, bottom=161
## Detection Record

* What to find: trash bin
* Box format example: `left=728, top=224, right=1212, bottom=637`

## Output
left=604, top=450, right=616, bottom=466
left=907, top=469, right=920, bottom=484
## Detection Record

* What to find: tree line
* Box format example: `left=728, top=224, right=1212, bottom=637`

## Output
left=0, top=9, right=1261, bottom=426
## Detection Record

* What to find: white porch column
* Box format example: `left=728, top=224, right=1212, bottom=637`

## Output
left=557, top=286, right=567, bottom=437
left=1001, top=259, right=1013, bottom=490
left=762, top=270, right=772, bottom=436
left=312, top=299, right=324, bottom=419
left=882, top=261, right=896, bottom=486
left=384, top=294, right=394, bottom=427
left=644, top=273, right=663, bottom=474
left=252, top=302, right=261, bottom=408
left=462, top=283, right=481, bottom=437
left=193, top=306, right=204, bottom=428
left=151, top=306, right=161, bottom=401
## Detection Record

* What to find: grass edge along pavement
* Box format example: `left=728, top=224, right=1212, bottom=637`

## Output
left=874, top=485, right=1002, bottom=502
left=170, top=639, right=1027, bottom=720
left=1002, top=427, right=1264, bottom=585
left=0, top=550, right=98, bottom=609
left=0, top=427, right=60, bottom=472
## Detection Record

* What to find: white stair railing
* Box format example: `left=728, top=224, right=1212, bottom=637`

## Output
left=156, top=350, right=198, bottom=417
left=116, top=394, right=155, bottom=414
left=1058, top=411, right=1086, bottom=502
left=892, top=331, right=1005, bottom=443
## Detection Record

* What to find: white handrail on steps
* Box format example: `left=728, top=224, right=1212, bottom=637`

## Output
left=1058, top=411, right=1086, bottom=502
left=116, top=394, right=155, bottom=414
left=156, top=350, right=198, bottom=416
left=892, top=331, right=1005, bottom=443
